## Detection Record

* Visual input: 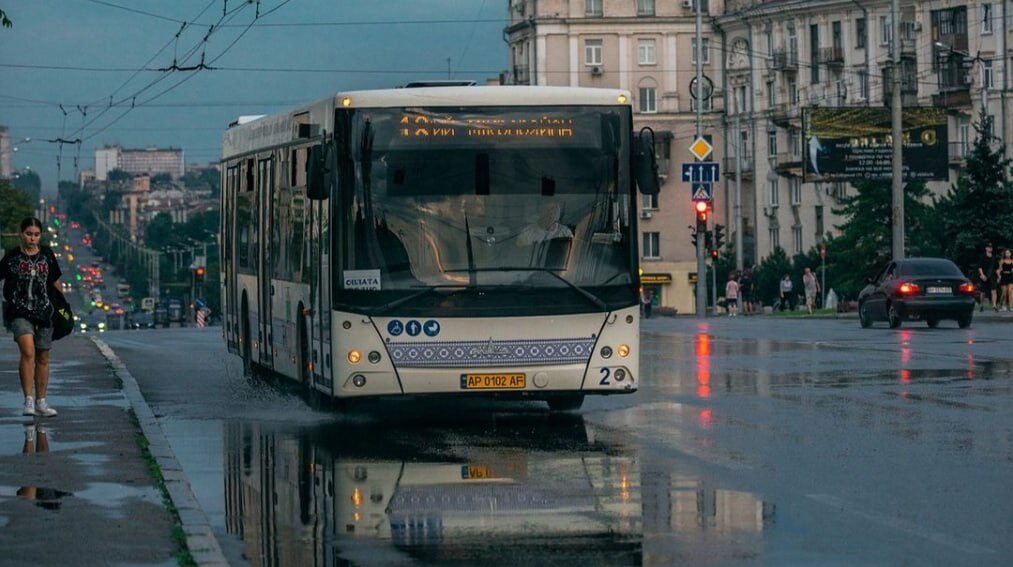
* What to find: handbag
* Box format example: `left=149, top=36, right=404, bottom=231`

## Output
left=50, top=289, right=74, bottom=341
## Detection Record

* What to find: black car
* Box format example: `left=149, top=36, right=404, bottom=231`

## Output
left=859, top=258, right=976, bottom=329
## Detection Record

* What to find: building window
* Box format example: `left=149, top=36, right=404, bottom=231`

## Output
left=959, top=118, right=970, bottom=156
left=585, top=39, right=603, bottom=66
left=585, top=0, right=602, bottom=17
left=637, top=0, right=655, bottom=16
left=769, top=228, right=780, bottom=249
left=792, top=226, right=803, bottom=254
left=810, top=24, right=820, bottom=84
left=691, top=38, right=710, bottom=64
left=858, top=69, right=869, bottom=100
left=735, top=85, right=748, bottom=113
left=856, top=17, right=867, bottom=49
left=767, top=80, right=776, bottom=106
left=766, top=31, right=773, bottom=56
left=880, top=15, right=892, bottom=46
left=638, top=87, right=657, bottom=113
left=790, top=177, right=802, bottom=205
left=983, top=60, right=994, bottom=89
left=638, top=39, right=656, bottom=65
left=643, top=193, right=658, bottom=210
left=790, top=129, right=801, bottom=157
left=982, top=3, right=993, bottom=33
left=768, top=178, right=780, bottom=207
left=691, top=96, right=712, bottom=112
left=788, top=76, right=799, bottom=104
left=643, top=232, right=660, bottom=259
left=768, top=130, right=778, bottom=156
left=815, top=205, right=825, bottom=237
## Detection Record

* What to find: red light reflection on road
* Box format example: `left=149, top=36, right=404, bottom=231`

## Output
left=695, top=333, right=711, bottom=398
left=967, top=354, right=974, bottom=379
left=900, top=369, right=911, bottom=383
left=900, top=329, right=911, bottom=383
left=699, top=408, right=713, bottom=429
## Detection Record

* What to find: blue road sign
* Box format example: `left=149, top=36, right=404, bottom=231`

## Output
left=681, top=162, right=720, bottom=183
left=691, top=183, right=713, bottom=202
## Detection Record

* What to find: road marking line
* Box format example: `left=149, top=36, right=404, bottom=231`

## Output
left=807, top=493, right=995, bottom=555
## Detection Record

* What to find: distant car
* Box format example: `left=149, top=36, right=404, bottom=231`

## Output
left=79, top=313, right=107, bottom=333
left=129, top=311, right=155, bottom=329
left=859, top=258, right=976, bottom=329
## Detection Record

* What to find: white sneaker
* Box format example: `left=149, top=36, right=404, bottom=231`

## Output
left=23, top=424, right=35, bottom=444
left=23, top=397, right=35, bottom=416
left=35, top=399, right=57, bottom=417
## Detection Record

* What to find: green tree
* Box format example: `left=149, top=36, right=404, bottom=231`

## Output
left=150, top=172, right=173, bottom=185
left=107, top=169, right=133, bottom=182
left=145, top=212, right=176, bottom=249
left=752, top=247, right=794, bottom=305
left=1, top=8, right=12, bottom=28
left=13, top=169, right=41, bottom=202
left=934, top=112, right=1013, bottom=272
left=1, top=179, right=33, bottom=249
left=825, top=179, right=940, bottom=298
left=180, top=168, right=221, bottom=196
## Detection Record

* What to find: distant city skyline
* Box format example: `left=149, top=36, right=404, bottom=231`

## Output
left=0, top=0, right=507, bottom=195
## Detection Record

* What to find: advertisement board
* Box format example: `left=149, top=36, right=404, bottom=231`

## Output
left=802, top=107, right=948, bottom=182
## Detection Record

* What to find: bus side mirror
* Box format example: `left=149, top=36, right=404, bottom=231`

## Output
left=307, top=143, right=330, bottom=200
left=634, top=127, right=660, bottom=196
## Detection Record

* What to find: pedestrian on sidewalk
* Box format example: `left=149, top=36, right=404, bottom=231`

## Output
left=641, top=289, right=653, bottom=319
left=739, top=268, right=754, bottom=315
left=999, top=249, right=1013, bottom=312
left=803, top=267, right=820, bottom=315
left=0, top=217, right=64, bottom=417
left=779, top=274, right=794, bottom=311
left=977, top=243, right=998, bottom=312
left=725, top=273, right=740, bottom=317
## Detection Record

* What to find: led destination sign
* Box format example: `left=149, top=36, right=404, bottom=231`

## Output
left=378, top=109, right=603, bottom=149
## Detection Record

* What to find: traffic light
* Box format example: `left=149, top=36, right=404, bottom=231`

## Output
left=704, top=230, right=713, bottom=250
left=694, top=201, right=709, bottom=234
left=691, top=229, right=699, bottom=248
left=714, top=224, right=725, bottom=249
left=711, top=249, right=720, bottom=260
left=194, top=266, right=206, bottom=285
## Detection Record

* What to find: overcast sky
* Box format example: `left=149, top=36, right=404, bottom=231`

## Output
left=0, top=0, right=508, bottom=195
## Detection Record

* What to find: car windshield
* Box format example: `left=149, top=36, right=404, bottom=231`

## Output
left=333, top=105, right=637, bottom=316
left=898, top=260, right=964, bottom=277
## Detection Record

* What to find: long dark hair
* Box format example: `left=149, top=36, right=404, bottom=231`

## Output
left=20, top=217, right=43, bottom=232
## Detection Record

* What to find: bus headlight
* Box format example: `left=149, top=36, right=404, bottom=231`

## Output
left=347, top=350, right=362, bottom=364
left=617, top=344, right=630, bottom=358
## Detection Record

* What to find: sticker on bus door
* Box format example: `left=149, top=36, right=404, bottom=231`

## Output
left=343, top=269, right=381, bottom=290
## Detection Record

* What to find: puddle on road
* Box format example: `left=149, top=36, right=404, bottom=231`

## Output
left=213, top=413, right=776, bottom=566
left=0, top=485, right=73, bottom=510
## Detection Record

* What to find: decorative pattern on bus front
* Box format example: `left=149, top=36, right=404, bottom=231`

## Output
left=387, top=337, right=596, bottom=368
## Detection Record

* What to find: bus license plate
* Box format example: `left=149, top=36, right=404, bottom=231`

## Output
left=461, top=374, right=526, bottom=390
left=927, top=286, right=951, bottom=294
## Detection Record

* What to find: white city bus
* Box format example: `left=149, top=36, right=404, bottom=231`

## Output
left=220, top=86, right=659, bottom=410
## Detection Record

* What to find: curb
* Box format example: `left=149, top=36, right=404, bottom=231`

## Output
left=92, top=338, right=229, bottom=567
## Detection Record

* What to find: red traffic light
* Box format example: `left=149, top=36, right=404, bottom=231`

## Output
left=694, top=201, right=709, bottom=213
left=195, top=267, right=206, bottom=276
left=710, top=249, right=719, bottom=260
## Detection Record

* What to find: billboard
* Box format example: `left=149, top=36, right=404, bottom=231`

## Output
left=802, top=107, right=948, bottom=182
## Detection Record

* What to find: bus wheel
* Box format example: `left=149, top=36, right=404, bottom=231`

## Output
left=547, top=395, right=584, bottom=412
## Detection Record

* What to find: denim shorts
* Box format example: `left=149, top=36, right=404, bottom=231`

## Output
left=8, top=318, right=53, bottom=351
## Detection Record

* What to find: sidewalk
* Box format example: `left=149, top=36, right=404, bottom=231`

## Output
left=0, top=335, right=180, bottom=566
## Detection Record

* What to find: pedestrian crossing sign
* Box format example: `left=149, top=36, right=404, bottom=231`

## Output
left=691, top=182, right=713, bottom=202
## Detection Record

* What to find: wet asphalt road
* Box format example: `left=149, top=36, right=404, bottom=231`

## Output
left=98, top=316, right=1013, bottom=566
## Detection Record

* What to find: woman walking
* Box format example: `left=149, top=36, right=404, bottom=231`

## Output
left=1, top=218, right=63, bottom=417
left=998, top=249, right=1013, bottom=312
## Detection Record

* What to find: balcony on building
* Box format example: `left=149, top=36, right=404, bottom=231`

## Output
left=773, top=151, right=802, bottom=176
left=512, top=64, right=530, bottom=86
left=768, top=49, right=799, bottom=72
left=818, top=46, right=845, bottom=68
left=949, top=141, right=969, bottom=167
left=725, top=154, right=753, bottom=180
left=770, top=103, right=800, bottom=128
left=932, top=60, right=972, bottom=108
left=883, top=60, right=919, bottom=107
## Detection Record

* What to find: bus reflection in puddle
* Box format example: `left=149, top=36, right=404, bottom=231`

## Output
left=223, top=415, right=775, bottom=566
left=224, top=415, right=641, bottom=565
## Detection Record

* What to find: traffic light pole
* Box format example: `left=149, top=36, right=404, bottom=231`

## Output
left=890, top=0, right=905, bottom=260
left=694, top=0, right=707, bottom=318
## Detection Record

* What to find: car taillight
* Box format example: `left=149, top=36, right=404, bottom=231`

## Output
left=898, top=282, right=920, bottom=296
left=958, top=282, right=976, bottom=295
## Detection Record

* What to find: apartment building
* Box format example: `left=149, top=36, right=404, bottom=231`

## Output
left=719, top=0, right=1012, bottom=263
left=505, top=0, right=729, bottom=314
left=95, top=145, right=186, bottom=181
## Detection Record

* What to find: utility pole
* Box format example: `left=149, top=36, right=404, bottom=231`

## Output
left=890, top=0, right=904, bottom=260
left=734, top=88, right=743, bottom=272
left=694, top=0, right=707, bottom=318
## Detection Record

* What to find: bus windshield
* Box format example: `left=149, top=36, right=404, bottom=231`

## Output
left=333, top=105, right=637, bottom=316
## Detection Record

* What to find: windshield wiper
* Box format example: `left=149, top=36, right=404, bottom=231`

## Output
left=370, top=285, right=469, bottom=315
left=445, top=267, right=609, bottom=311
